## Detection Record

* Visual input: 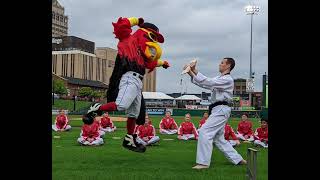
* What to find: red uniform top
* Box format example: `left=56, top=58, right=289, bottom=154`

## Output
left=178, top=121, right=198, bottom=138
left=81, top=121, right=100, bottom=140
left=136, top=124, right=156, bottom=140
left=100, top=117, right=114, bottom=128
left=159, top=117, right=178, bottom=130
left=237, top=120, right=254, bottom=136
left=254, top=127, right=268, bottom=142
left=198, top=118, right=207, bottom=128
left=55, top=114, right=69, bottom=129
left=224, top=124, right=238, bottom=140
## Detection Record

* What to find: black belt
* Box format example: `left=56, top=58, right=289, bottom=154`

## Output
left=208, top=101, right=229, bottom=115
left=133, top=72, right=143, bottom=80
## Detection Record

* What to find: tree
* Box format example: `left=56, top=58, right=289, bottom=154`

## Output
left=78, top=87, right=93, bottom=97
left=53, top=79, right=68, bottom=95
left=91, top=90, right=105, bottom=98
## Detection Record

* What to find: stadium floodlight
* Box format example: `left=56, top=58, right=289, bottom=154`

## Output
left=244, top=5, right=260, bottom=15
left=244, top=3, right=260, bottom=107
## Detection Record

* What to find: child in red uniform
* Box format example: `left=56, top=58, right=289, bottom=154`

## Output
left=77, top=116, right=104, bottom=146
left=236, top=113, right=254, bottom=142
left=253, top=118, right=268, bottom=148
left=135, top=116, right=160, bottom=146
left=159, top=111, right=178, bottom=135
left=224, top=123, right=240, bottom=146
left=99, top=112, right=117, bottom=133
left=198, top=112, right=209, bottom=129
left=178, top=113, right=198, bottom=140
left=52, top=109, right=71, bottom=131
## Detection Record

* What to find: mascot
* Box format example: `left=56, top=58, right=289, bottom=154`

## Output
left=82, top=17, right=170, bottom=153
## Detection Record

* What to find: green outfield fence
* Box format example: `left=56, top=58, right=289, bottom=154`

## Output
left=67, top=105, right=268, bottom=119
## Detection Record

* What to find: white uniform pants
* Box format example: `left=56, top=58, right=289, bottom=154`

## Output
left=115, top=71, right=143, bottom=119
left=236, top=133, right=254, bottom=142
left=52, top=124, right=71, bottom=131
left=80, top=130, right=105, bottom=138
left=101, top=126, right=117, bottom=133
left=136, top=136, right=160, bottom=146
left=160, top=129, right=178, bottom=135
left=77, top=137, right=104, bottom=146
left=196, top=105, right=243, bottom=166
left=178, top=134, right=196, bottom=140
left=254, top=140, right=268, bottom=148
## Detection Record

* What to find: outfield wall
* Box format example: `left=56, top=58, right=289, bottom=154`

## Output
left=106, top=108, right=265, bottom=118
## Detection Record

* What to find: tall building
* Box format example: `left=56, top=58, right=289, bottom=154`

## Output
left=95, top=47, right=117, bottom=85
left=143, top=70, right=156, bottom=92
left=52, top=36, right=156, bottom=95
left=95, top=47, right=156, bottom=92
left=52, top=0, right=68, bottom=37
left=51, top=1, right=156, bottom=94
left=52, top=36, right=109, bottom=83
left=233, top=78, right=247, bottom=95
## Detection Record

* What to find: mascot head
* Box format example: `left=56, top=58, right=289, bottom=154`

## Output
left=134, top=22, right=164, bottom=62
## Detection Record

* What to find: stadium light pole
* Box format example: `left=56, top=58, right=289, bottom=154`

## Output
left=244, top=4, right=260, bottom=108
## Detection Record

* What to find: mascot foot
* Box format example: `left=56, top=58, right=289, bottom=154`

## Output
left=122, top=134, right=146, bottom=153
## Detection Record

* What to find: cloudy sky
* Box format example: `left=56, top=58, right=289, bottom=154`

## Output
left=58, top=0, right=268, bottom=94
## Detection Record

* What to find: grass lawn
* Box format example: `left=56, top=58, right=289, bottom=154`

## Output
left=52, top=115, right=268, bottom=180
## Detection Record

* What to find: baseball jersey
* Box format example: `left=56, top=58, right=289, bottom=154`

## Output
left=81, top=121, right=100, bottom=140
left=100, top=116, right=114, bottom=128
left=191, top=72, right=234, bottom=104
left=159, top=117, right=178, bottom=130
left=136, top=124, right=156, bottom=139
left=198, top=118, right=207, bottom=128
left=237, top=120, right=254, bottom=136
left=224, top=123, right=238, bottom=140
left=178, top=121, right=198, bottom=137
left=254, top=127, right=268, bottom=142
left=55, top=114, right=69, bottom=129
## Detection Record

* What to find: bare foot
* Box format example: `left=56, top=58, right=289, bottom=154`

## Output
left=238, top=159, right=247, bottom=165
left=192, top=164, right=209, bottom=169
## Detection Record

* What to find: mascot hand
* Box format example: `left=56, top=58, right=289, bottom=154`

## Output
left=138, top=18, right=144, bottom=27
left=162, top=60, right=170, bottom=69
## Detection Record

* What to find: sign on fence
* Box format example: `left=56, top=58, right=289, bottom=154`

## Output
left=52, top=109, right=69, bottom=115
left=146, top=108, right=166, bottom=115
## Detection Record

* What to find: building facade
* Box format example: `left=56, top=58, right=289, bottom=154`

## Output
left=52, top=36, right=156, bottom=94
left=52, top=0, right=68, bottom=37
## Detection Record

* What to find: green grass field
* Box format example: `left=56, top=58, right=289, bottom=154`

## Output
left=52, top=115, right=268, bottom=180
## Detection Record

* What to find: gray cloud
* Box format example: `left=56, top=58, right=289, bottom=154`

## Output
left=59, top=0, right=268, bottom=94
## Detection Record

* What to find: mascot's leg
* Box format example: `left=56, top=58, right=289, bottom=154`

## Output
left=122, top=92, right=146, bottom=153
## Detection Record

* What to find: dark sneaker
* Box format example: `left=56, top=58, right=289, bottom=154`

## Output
left=122, top=134, right=146, bottom=153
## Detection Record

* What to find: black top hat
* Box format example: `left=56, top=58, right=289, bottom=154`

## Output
left=140, top=22, right=164, bottom=43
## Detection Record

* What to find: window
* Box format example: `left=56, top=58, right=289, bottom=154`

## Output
left=88, top=57, right=93, bottom=80
left=96, top=58, right=100, bottom=81
left=61, top=54, right=65, bottom=76
left=52, top=55, right=57, bottom=73
left=71, top=54, right=75, bottom=77
left=83, top=55, right=88, bottom=79
left=102, top=59, right=106, bottom=82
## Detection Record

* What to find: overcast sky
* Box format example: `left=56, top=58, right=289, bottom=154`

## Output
left=59, top=0, right=268, bottom=94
